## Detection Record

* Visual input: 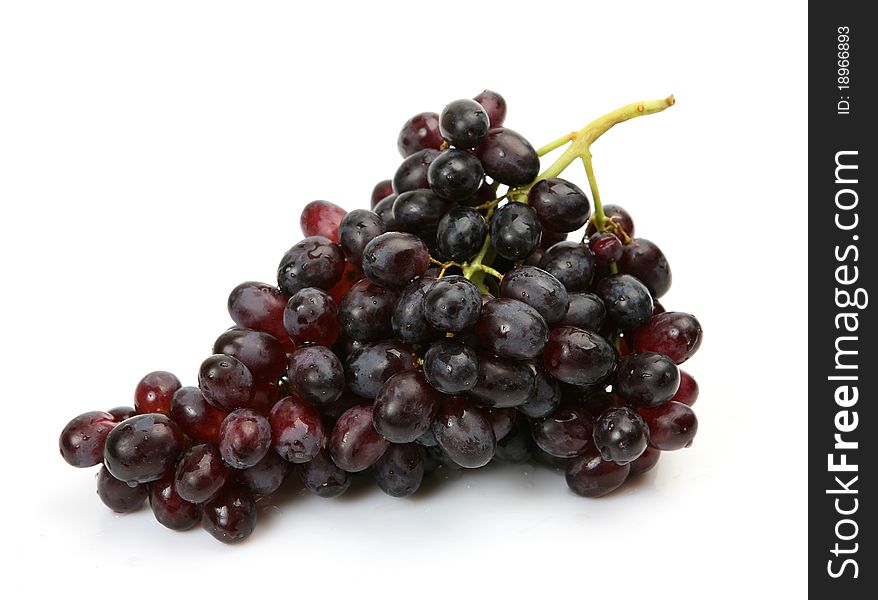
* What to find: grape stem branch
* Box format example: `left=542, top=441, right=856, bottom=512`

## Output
left=463, top=235, right=501, bottom=293
left=454, top=95, right=675, bottom=293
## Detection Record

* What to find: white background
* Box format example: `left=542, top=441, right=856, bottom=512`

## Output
left=0, top=1, right=807, bottom=598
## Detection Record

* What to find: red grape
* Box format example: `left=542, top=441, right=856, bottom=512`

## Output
left=673, top=371, right=699, bottom=406
left=270, top=396, right=324, bottom=464
left=300, top=200, right=347, bottom=243
left=134, top=371, right=181, bottom=415
left=59, top=411, right=116, bottom=468
left=170, top=386, right=228, bottom=444
left=565, top=448, right=630, bottom=497
left=330, top=404, right=389, bottom=472
left=632, top=312, right=703, bottom=364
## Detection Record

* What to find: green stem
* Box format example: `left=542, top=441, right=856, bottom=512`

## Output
left=521, top=95, right=676, bottom=194
left=462, top=234, right=494, bottom=293
left=581, top=154, right=607, bottom=232
left=477, top=265, right=504, bottom=280
left=456, top=96, right=673, bottom=291
left=536, top=132, right=576, bottom=156
left=473, top=196, right=504, bottom=212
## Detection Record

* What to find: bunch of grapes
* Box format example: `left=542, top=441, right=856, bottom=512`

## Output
left=59, top=91, right=702, bottom=544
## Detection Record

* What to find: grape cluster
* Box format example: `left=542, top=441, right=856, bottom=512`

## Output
left=59, top=91, right=702, bottom=544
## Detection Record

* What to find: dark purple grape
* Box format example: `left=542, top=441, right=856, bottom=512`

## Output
left=473, top=128, right=539, bottom=186
left=585, top=204, right=635, bottom=238
left=576, top=387, right=622, bottom=420
left=428, top=149, right=484, bottom=200
left=371, top=179, right=394, bottom=207
left=559, top=293, right=606, bottom=332
left=296, top=448, right=351, bottom=498
left=435, top=207, right=488, bottom=262
left=234, top=451, right=288, bottom=496
left=103, top=414, right=184, bottom=485
left=470, top=354, right=536, bottom=408
left=391, top=276, right=441, bottom=344
left=528, top=178, right=591, bottom=233
left=538, top=241, right=596, bottom=292
left=170, top=386, right=228, bottom=445
left=620, top=238, right=672, bottom=298
left=638, top=401, right=698, bottom=451
left=198, top=354, right=254, bottom=412
left=175, top=443, right=228, bottom=503
left=475, top=298, right=548, bottom=360
left=287, top=345, right=345, bottom=406
left=543, top=326, right=617, bottom=387
left=486, top=407, right=516, bottom=441
left=269, top=396, right=324, bottom=463
left=345, top=340, right=418, bottom=399
left=337, top=278, right=398, bottom=342
left=373, top=443, right=425, bottom=497
left=499, top=266, right=569, bottom=324
left=338, top=209, right=387, bottom=267
left=277, top=236, right=345, bottom=296
left=540, top=229, right=568, bottom=250
left=423, top=276, right=482, bottom=333
left=532, top=406, right=593, bottom=458
left=373, top=370, right=442, bottom=443
left=150, top=471, right=200, bottom=530
left=108, top=406, right=136, bottom=421
left=313, top=387, right=362, bottom=422
left=393, top=149, right=440, bottom=193
left=534, top=447, right=570, bottom=471
left=565, top=448, right=630, bottom=497
left=416, top=428, right=439, bottom=450
left=593, top=407, right=648, bottom=464
left=97, top=466, right=147, bottom=513
left=558, top=381, right=593, bottom=405
left=250, top=381, right=280, bottom=417
left=473, top=90, right=507, bottom=128
left=460, top=179, right=497, bottom=208
left=425, top=444, right=463, bottom=471
left=493, top=419, right=534, bottom=464
left=432, top=396, right=496, bottom=468
left=330, top=404, right=390, bottom=472
left=59, top=411, right=116, bottom=468
left=134, top=371, right=181, bottom=415
left=518, top=361, right=561, bottom=419
left=439, top=98, right=489, bottom=148
left=300, top=200, right=346, bottom=243
left=392, top=189, right=455, bottom=235
left=628, top=446, right=661, bottom=476
left=397, top=112, right=443, bottom=157
left=362, top=232, right=431, bottom=289
left=588, top=231, right=623, bottom=268
left=673, top=371, right=699, bottom=406
left=595, top=274, right=654, bottom=331
left=283, top=287, right=340, bottom=347
left=423, top=339, right=479, bottom=394
left=616, top=352, right=680, bottom=408
left=219, top=409, right=271, bottom=469
left=632, top=312, right=703, bottom=364
left=201, top=482, right=257, bottom=544
left=373, top=193, right=398, bottom=230
left=490, top=202, right=542, bottom=261
left=524, top=247, right=545, bottom=267
left=227, top=281, right=291, bottom=349
left=213, top=329, right=286, bottom=383
left=333, top=335, right=367, bottom=361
